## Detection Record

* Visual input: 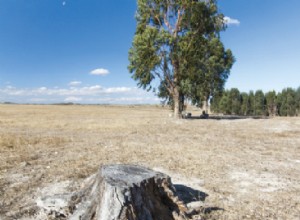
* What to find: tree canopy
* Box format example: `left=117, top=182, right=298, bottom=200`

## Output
left=128, top=0, right=234, bottom=117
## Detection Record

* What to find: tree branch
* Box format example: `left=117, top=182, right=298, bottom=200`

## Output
left=164, top=15, right=173, bottom=34
left=174, top=8, right=184, bottom=37
left=157, top=54, right=174, bottom=92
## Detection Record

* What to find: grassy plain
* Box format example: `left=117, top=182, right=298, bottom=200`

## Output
left=0, top=104, right=299, bottom=219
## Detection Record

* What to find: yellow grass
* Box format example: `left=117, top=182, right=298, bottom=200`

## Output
left=0, top=104, right=300, bottom=219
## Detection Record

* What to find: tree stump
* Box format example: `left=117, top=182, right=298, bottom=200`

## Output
left=38, top=165, right=192, bottom=220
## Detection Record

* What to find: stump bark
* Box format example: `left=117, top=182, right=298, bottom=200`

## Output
left=40, top=165, right=190, bottom=220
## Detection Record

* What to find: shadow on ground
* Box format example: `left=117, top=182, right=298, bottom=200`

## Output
left=174, top=184, right=208, bottom=203
left=186, top=115, right=269, bottom=120
left=174, top=184, right=224, bottom=216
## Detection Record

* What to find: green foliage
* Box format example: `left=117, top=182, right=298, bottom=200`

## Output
left=265, top=90, right=277, bottom=116
left=157, top=79, right=174, bottom=107
left=240, top=92, right=250, bottom=115
left=296, top=87, right=300, bottom=115
left=229, top=88, right=241, bottom=115
left=278, top=88, right=297, bottom=116
left=218, top=91, right=231, bottom=114
left=210, top=93, right=222, bottom=113
left=254, top=90, right=266, bottom=116
left=128, top=26, right=161, bottom=90
left=247, top=91, right=255, bottom=115
left=128, top=0, right=234, bottom=115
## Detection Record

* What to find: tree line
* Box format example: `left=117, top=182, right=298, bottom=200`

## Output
left=210, top=87, right=300, bottom=116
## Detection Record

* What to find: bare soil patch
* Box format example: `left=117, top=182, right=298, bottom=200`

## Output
left=0, top=104, right=299, bottom=219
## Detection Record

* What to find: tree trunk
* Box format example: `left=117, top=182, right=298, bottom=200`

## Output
left=200, top=93, right=210, bottom=115
left=173, top=88, right=184, bottom=119
left=202, top=100, right=209, bottom=114
left=38, top=165, right=190, bottom=220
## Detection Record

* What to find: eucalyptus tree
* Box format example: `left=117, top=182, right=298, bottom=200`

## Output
left=186, top=36, right=234, bottom=112
left=254, top=90, right=266, bottom=116
left=265, top=90, right=277, bottom=116
left=228, top=88, right=241, bottom=115
left=279, top=88, right=297, bottom=116
left=128, top=0, right=234, bottom=118
left=240, top=92, right=250, bottom=115
left=218, top=90, right=231, bottom=114
left=296, top=86, right=300, bottom=116
left=210, top=93, right=222, bottom=113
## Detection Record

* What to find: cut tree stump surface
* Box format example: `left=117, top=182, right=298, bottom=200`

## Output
left=37, top=165, right=204, bottom=220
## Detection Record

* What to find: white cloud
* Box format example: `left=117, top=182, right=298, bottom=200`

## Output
left=69, top=81, right=82, bottom=86
left=84, top=96, right=160, bottom=104
left=38, top=87, right=47, bottom=92
left=1, top=86, right=26, bottom=96
left=64, top=96, right=82, bottom=102
left=0, top=85, right=159, bottom=104
left=224, top=16, right=240, bottom=26
left=29, top=98, right=46, bottom=102
left=105, top=87, right=132, bottom=93
left=89, top=85, right=102, bottom=91
left=5, top=85, right=14, bottom=89
left=90, top=68, right=110, bottom=76
left=1, top=85, right=134, bottom=97
left=62, top=1, right=66, bottom=6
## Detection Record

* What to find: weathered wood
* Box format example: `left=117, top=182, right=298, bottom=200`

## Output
left=37, top=165, right=193, bottom=220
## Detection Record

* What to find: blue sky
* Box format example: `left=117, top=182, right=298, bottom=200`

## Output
left=0, top=0, right=299, bottom=104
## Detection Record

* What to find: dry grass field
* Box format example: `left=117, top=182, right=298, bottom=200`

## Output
left=0, top=104, right=299, bottom=219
